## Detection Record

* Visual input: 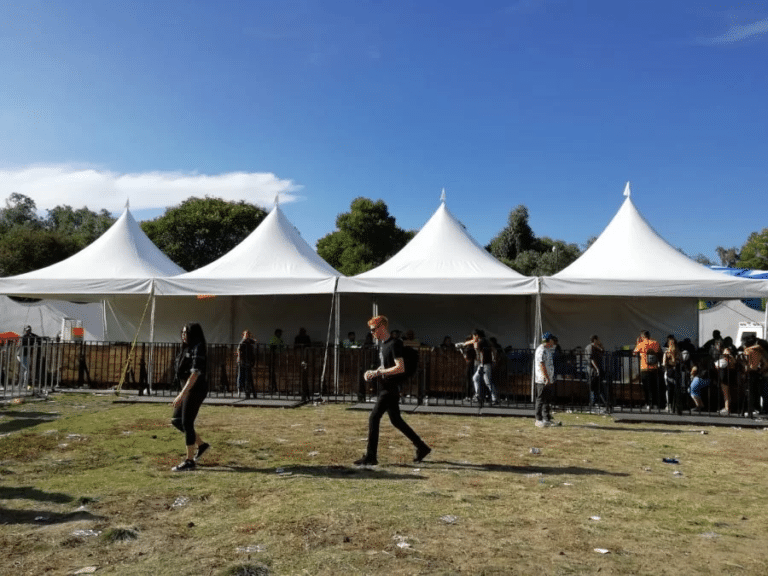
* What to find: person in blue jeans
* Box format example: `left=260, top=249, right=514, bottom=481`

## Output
left=689, top=365, right=710, bottom=413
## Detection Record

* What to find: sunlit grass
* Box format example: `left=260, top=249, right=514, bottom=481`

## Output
left=0, top=394, right=767, bottom=575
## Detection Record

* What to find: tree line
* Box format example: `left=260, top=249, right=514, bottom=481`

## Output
left=1, top=192, right=765, bottom=277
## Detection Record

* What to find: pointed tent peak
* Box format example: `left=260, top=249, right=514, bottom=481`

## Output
left=440, top=188, right=446, bottom=203
left=623, top=182, right=631, bottom=197
left=274, top=194, right=280, bottom=207
left=125, top=198, right=130, bottom=210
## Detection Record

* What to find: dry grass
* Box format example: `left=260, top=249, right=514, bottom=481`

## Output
left=1, top=393, right=767, bottom=575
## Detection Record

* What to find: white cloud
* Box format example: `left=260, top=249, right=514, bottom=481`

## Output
left=699, top=16, right=768, bottom=44
left=0, top=164, right=301, bottom=213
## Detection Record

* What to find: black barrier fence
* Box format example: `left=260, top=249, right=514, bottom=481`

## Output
left=3, top=340, right=765, bottom=417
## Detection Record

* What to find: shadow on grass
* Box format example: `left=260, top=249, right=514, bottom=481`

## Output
left=0, top=410, right=60, bottom=434
left=0, top=506, right=106, bottom=525
left=567, top=425, right=707, bottom=433
left=419, top=460, right=629, bottom=477
left=0, top=486, right=74, bottom=503
left=200, top=464, right=427, bottom=480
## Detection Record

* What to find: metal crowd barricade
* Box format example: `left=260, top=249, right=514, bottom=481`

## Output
left=40, top=340, right=762, bottom=417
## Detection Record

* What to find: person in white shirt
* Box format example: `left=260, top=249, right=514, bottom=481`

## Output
left=534, top=332, right=560, bottom=427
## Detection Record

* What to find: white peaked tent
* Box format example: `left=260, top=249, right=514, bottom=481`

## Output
left=0, top=204, right=185, bottom=341
left=151, top=202, right=341, bottom=343
left=539, top=183, right=768, bottom=349
left=336, top=192, right=539, bottom=347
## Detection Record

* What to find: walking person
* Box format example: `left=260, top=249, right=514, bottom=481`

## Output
left=534, top=332, right=561, bottom=427
left=170, top=323, right=211, bottom=471
left=354, top=315, right=431, bottom=466
left=468, top=329, right=498, bottom=404
left=237, top=329, right=257, bottom=398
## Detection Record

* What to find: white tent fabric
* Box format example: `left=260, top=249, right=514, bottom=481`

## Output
left=336, top=196, right=538, bottom=348
left=0, top=206, right=185, bottom=299
left=154, top=204, right=339, bottom=296
left=699, top=300, right=766, bottom=347
left=337, top=199, right=538, bottom=295
left=539, top=184, right=768, bottom=350
left=0, top=296, right=104, bottom=341
left=0, top=206, right=185, bottom=342
left=150, top=204, right=341, bottom=343
left=542, top=185, right=768, bottom=298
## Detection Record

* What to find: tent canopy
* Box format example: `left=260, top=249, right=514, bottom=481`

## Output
left=0, top=206, right=184, bottom=299
left=154, top=204, right=340, bottom=296
left=337, top=197, right=538, bottom=295
left=541, top=184, right=768, bottom=298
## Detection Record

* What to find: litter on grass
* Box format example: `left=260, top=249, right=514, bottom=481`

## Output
left=236, top=544, right=266, bottom=553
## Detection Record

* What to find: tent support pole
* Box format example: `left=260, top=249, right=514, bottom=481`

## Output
left=148, top=284, right=156, bottom=393
left=334, top=292, right=340, bottom=395
left=532, top=278, right=542, bottom=403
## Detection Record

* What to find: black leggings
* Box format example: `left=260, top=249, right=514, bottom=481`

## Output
left=171, top=381, right=208, bottom=446
left=366, top=388, right=425, bottom=460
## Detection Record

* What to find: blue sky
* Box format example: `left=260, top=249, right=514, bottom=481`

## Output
left=1, top=0, right=766, bottom=263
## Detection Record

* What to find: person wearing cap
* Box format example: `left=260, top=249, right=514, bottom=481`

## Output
left=534, top=332, right=560, bottom=427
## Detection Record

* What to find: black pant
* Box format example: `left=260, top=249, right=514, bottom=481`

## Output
left=366, top=387, right=425, bottom=460
left=171, top=381, right=208, bottom=446
left=641, top=370, right=664, bottom=409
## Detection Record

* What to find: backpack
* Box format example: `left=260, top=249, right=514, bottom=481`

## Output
left=645, top=347, right=659, bottom=367
left=401, top=345, right=419, bottom=379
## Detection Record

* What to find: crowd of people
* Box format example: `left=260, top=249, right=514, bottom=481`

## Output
left=631, top=328, right=768, bottom=416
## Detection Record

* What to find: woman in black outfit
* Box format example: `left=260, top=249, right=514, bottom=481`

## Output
left=170, top=323, right=210, bottom=471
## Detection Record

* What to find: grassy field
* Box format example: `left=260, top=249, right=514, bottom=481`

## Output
left=1, top=393, right=767, bottom=576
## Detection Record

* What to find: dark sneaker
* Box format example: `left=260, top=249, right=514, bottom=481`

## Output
left=414, top=445, right=432, bottom=463
left=195, top=442, right=210, bottom=461
left=354, top=455, right=378, bottom=466
left=172, top=459, right=196, bottom=472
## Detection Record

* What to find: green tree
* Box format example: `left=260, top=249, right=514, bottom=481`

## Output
left=45, top=205, right=115, bottom=251
left=0, top=193, right=41, bottom=232
left=486, top=205, right=580, bottom=275
left=737, top=229, right=768, bottom=269
left=716, top=246, right=740, bottom=267
left=487, top=205, right=537, bottom=262
left=317, top=197, right=414, bottom=275
left=0, top=226, right=78, bottom=276
left=141, top=196, right=267, bottom=271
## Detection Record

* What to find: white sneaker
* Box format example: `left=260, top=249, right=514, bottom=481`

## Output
left=546, top=419, right=561, bottom=427
left=535, top=420, right=547, bottom=428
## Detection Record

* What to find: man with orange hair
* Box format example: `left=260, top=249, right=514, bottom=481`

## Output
left=354, top=315, right=431, bottom=466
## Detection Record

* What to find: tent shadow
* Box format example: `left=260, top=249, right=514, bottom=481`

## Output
left=0, top=486, right=74, bottom=503
left=0, top=506, right=106, bottom=525
left=200, top=464, right=427, bottom=480
left=420, top=460, right=629, bottom=477
left=567, top=424, right=701, bottom=433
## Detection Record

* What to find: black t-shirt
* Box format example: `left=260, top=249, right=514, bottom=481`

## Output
left=379, top=337, right=406, bottom=389
left=176, top=342, right=207, bottom=386
left=477, top=338, right=493, bottom=365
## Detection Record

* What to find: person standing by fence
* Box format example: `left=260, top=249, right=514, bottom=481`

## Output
left=586, top=335, right=608, bottom=411
left=534, top=332, right=560, bottom=427
left=354, top=315, right=431, bottom=466
left=634, top=331, right=664, bottom=411
left=237, top=329, right=257, bottom=399
left=170, top=323, right=210, bottom=471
